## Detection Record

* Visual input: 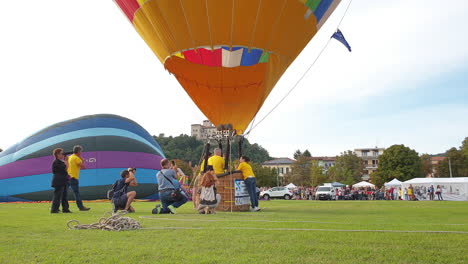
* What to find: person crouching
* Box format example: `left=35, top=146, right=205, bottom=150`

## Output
left=197, top=165, right=221, bottom=214
left=112, top=169, right=138, bottom=213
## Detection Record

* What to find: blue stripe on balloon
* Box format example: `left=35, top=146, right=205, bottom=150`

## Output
left=0, top=168, right=159, bottom=196
left=0, top=117, right=163, bottom=158
left=0, top=128, right=165, bottom=166
left=314, top=0, right=333, bottom=22
left=240, top=48, right=263, bottom=66
left=221, top=46, right=243, bottom=51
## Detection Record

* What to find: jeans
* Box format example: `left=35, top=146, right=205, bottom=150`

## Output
left=159, top=191, right=188, bottom=213
left=244, top=177, right=258, bottom=208
left=437, top=193, right=443, bottom=200
left=51, top=185, right=69, bottom=212
left=69, top=178, right=84, bottom=209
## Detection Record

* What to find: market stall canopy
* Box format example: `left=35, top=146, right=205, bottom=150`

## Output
left=285, top=183, right=297, bottom=189
left=384, top=178, right=402, bottom=187
left=352, top=181, right=375, bottom=188
left=402, top=177, right=468, bottom=201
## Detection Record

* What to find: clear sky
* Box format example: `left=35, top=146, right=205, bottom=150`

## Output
left=0, top=0, right=467, bottom=158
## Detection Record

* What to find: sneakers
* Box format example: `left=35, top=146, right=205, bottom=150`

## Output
left=250, top=207, right=261, bottom=212
left=167, top=205, right=176, bottom=214
left=152, top=205, right=161, bottom=214
left=79, top=207, right=91, bottom=211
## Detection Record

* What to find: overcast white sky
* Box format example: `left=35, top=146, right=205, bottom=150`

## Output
left=1, top=0, right=467, bottom=158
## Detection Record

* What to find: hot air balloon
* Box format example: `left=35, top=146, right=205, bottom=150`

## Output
left=115, top=0, right=342, bottom=134
left=0, top=114, right=164, bottom=202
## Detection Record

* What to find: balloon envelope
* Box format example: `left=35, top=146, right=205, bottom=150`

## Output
left=0, top=114, right=164, bottom=202
left=115, top=0, right=341, bottom=133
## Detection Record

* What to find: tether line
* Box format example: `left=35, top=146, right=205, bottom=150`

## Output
left=244, top=0, right=354, bottom=136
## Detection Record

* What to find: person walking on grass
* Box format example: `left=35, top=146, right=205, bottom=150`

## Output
left=67, top=145, right=90, bottom=211
left=50, top=148, right=71, bottom=213
left=237, top=156, right=260, bottom=212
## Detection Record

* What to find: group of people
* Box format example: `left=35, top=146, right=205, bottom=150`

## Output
left=151, top=148, right=260, bottom=214
left=51, top=144, right=260, bottom=214
left=50, top=145, right=90, bottom=213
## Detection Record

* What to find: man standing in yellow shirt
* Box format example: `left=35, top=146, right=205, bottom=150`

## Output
left=208, top=148, right=225, bottom=175
left=67, top=145, right=90, bottom=211
left=237, top=156, right=260, bottom=212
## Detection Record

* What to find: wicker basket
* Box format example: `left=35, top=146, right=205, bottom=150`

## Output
left=192, top=171, right=250, bottom=212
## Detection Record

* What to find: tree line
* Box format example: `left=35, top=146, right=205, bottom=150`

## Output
left=283, top=137, right=468, bottom=187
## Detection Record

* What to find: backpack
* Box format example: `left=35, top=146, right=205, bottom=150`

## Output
left=106, top=180, right=119, bottom=200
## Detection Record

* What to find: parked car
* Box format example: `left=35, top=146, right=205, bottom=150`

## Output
left=260, top=187, right=293, bottom=200
left=315, top=186, right=335, bottom=200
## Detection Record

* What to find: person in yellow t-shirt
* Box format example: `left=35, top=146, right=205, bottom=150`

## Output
left=67, top=145, right=90, bottom=211
left=208, top=148, right=225, bottom=175
left=237, top=156, right=260, bottom=212
left=199, top=152, right=212, bottom=175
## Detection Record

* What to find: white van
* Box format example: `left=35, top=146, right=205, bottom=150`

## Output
left=315, top=185, right=335, bottom=200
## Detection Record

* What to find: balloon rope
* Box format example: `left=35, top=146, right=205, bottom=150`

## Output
left=179, top=0, right=196, bottom=50
left=205, top=0, right=214, bottom=50
left=248, top=0, right=263, bottom=51
left=244, top=0, right=354, bottom=136
left=229, top=0, right=235, bottom=51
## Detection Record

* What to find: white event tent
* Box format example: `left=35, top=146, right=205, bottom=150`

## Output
left=402, top=177, right=468, bottom=201
left=352, top=181, right=375, bottom=188
left=384, top=178, right=402, bottom=188
left=285, top=183, right=296, bottom=189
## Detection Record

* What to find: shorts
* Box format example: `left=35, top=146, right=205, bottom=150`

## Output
left=113, top=193, right=128, bottom=209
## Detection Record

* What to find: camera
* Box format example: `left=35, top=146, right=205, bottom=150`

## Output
left=63, top=151, right=73, bottom=156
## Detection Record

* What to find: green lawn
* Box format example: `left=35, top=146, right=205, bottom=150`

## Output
left=1, top=200, right=467, bottom=264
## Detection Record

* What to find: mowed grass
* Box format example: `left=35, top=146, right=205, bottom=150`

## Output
left=1, top=200, right=467, bottom=264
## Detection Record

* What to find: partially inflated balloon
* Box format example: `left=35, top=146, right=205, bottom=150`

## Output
left=115, top=0, right=341, bottom=133
left=0, top=114, right=164, bottom=202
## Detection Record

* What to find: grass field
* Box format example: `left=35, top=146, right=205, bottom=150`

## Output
left=1, top=200, right=467, bottom=264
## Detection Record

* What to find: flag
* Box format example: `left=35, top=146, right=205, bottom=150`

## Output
left=331, top=29, right=352, bottom=52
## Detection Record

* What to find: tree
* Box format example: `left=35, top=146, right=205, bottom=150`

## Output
left=334, top=151, right=363, bottom=185
left=302, top=149, right=312, bottom=157
left=284, top=156, right=311, bottom=186
left=462, top=137, right=468, bottom=157
left=420, top=154, right=433, bottom=177
left=436, top=146, right=468, bottom=178
left=310, top=160, right=327, bottom=186
left=373, top=144, right=421, bottom=187
left=293, top=150, right=302, bottom=160
left=251, top=163, right=278, bottom=187
left=173, top=159, right=193, bottom=180
left=153, top=134, right=271, bottom=165
left=326, top=166, right=337, bottom=182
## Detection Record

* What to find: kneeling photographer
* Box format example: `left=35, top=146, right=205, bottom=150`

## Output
left=112, top=168, right=138, bottom=213
left=154, top=159, right=187, bottom=214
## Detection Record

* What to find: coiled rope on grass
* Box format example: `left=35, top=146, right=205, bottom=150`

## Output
left=67, top=211, right=141, bottom=231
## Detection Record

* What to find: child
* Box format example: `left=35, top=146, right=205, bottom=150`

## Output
left=197, top=165, right=221, bottom=214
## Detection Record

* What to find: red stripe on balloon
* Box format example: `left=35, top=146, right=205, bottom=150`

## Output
left=199, top=48, right=222, bottom=67
left=183, top=49, right=203, bottom=64
left=115, top=0, right=140, bottom=22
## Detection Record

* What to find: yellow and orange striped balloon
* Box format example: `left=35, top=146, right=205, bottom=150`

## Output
left=115, top=0, right=341, bottom=133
